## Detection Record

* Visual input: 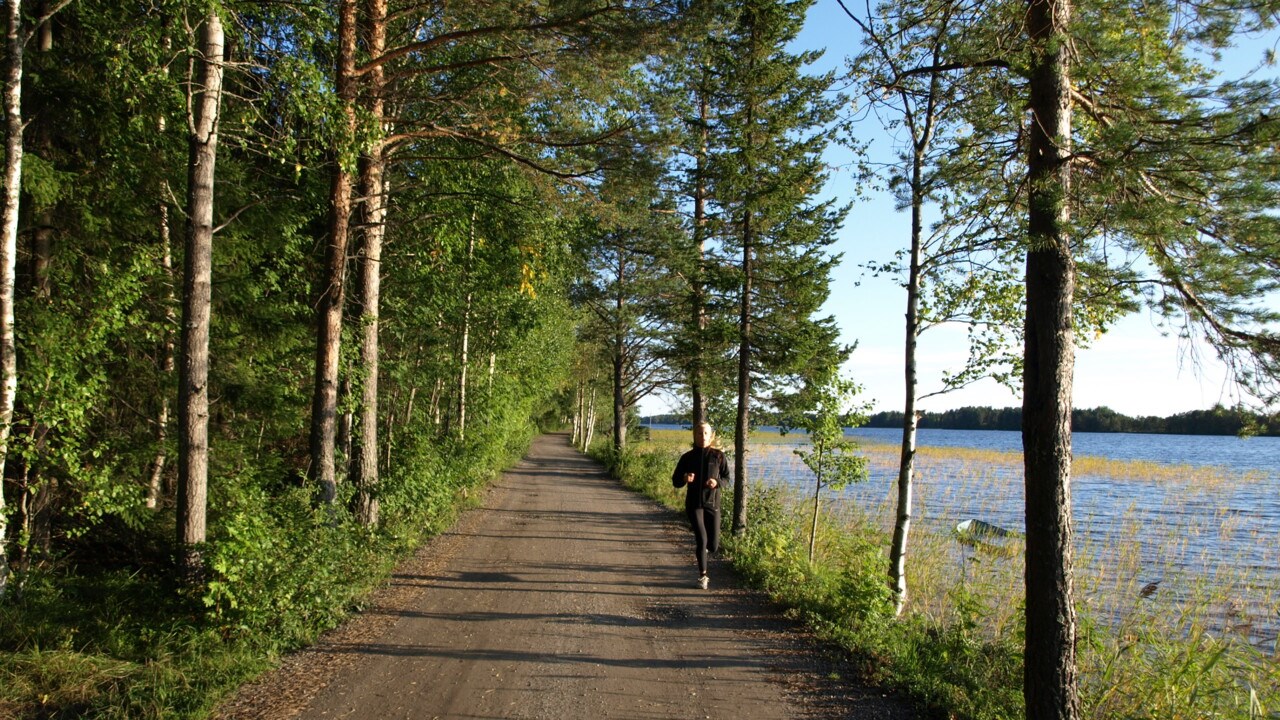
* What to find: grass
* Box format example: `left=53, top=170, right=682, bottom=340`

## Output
left=602, top=431, right=1280, bottom=720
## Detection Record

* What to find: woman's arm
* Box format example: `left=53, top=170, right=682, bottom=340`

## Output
left=672, top=453, right=688, bottom=488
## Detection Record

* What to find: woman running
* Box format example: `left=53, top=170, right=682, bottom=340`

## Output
left=671, top=422, right=730, bottom=589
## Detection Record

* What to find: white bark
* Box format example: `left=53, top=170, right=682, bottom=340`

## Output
left=0, top=0, right=26, bottom=598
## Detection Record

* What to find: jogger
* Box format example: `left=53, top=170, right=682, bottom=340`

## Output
left=672, top=423, right=731, bottom=589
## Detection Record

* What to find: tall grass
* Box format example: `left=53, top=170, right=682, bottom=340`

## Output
left=607, top=430, right=1280, bottom=720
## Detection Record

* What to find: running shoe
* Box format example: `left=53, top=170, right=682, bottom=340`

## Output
left=697, top=574, right=709, bottom=590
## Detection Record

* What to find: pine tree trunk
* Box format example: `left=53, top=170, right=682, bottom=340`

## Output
left=732, top=211, right=752, bottom=536
left=890, top=148, right=926, bottom=617
left=352, top=0, right=387, bottom=526
left=309, top=0, right=358, bottom=505
left=176, top=10, right=224, bottom=579
left=1023, top=0, right=1080, bottom=716
left=690, top=86, right=709, bottom=428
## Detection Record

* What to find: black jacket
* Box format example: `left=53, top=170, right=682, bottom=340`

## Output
left=671, top=446, right=730, bottom=511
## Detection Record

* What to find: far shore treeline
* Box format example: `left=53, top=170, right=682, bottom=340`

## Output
left=643, top=404, right=1279, bottom=437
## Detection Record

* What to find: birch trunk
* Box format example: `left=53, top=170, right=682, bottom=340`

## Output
left=576, top=379, right=586, bottom=445
left=890, top=145, right=927, bottom=616
left=352, top=0, right=387, bottom=526
left=808, top=446, right=823, bottom=563
left=147, top=28, right=175, bottom=510
left=147, top=180, right=175, bottom=509
left=1023, top=0, right=1080, bottom=716
left=309, top=0, right=357, bottom=505
left=0, top=0, right=27, bottom=599
left=584, top=382, right=597, bottom=450
left=176, top=10, right=224, bottom=578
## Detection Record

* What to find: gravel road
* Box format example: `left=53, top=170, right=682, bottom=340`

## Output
left=213, top=433, right=919, bottom=720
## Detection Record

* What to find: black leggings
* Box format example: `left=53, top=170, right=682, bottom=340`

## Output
left=686, top=506, right=720, bottom=575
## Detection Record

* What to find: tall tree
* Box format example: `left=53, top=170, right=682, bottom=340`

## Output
left=651, top=1, right=737, bottom=430
left=351, top=0, right=388, bottom=526
left=0, top=0, right=20, bottom=602
left=0, top=0, right=71, bottom=600
left=177, top=8, right=226, bottom=578
left=1022, top=0, right=1081, bottom=716
left=574, top=154, right=681, bottom=459
left=310, top=0, right=358, bottom=505
left=844, top=0, right=1026, bottom=616
left=309, top=0, right=678, bottom=502
left=710, top=0, right=849, bottom=535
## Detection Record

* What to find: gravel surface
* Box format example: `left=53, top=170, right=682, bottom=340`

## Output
left=212, top=433, right=921, bottom=720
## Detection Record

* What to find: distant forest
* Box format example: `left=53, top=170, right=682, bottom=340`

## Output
left=645, top=405, right=1278, bottom=436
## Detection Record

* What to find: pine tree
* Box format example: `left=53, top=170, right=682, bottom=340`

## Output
left=709, top=0, right=850, bottom=535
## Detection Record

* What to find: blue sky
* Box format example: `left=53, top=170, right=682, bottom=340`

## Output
left=641, top=1, right=1276, bottom=418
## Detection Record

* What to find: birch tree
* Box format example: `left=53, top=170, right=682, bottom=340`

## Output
left=843, top=0, right=1026, bottom=616
left=0, top=0, right=72, bottom=600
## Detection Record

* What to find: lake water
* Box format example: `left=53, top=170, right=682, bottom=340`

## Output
left=649, top=424, right=1280, bottom=647
left=847, top=426, right=1280, bottom=475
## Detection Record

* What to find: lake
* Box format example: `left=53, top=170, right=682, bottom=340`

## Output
left=666, top=424, right=1280, bottom=648
left=847, top=426, right=1280, bottom=475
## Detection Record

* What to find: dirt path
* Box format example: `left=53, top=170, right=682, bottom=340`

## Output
left=214, top=433, right=918, bottom=720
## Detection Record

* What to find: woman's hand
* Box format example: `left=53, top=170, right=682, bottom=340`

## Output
left=707, top=478, right=718, bottom=489
left=684, top=472, right=696, bottom=485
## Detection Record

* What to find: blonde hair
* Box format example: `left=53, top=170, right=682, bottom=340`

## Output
left=695, top=422, right=720, bottom=449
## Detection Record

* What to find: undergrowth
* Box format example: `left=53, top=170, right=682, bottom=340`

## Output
left=0, top=422, right=537, bottom=719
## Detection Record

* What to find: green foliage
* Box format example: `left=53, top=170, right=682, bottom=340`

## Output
left=785, top=374, right=870, bottom=493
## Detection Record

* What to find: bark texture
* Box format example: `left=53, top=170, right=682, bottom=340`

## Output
left=732, top=211, right=752, bottom=536
left=689, top=86, right=709, bottom=429
left=352, top=0, right=387, bottom=527
left=890, top=140, right=930, bottom=616
left=176, top=10, right=224, bottom=577
left=1022, top=0, right=1081, bottom=717
left=310, top=0, right=358, bottom=504
left=0, top=0, right=23, bottom=599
